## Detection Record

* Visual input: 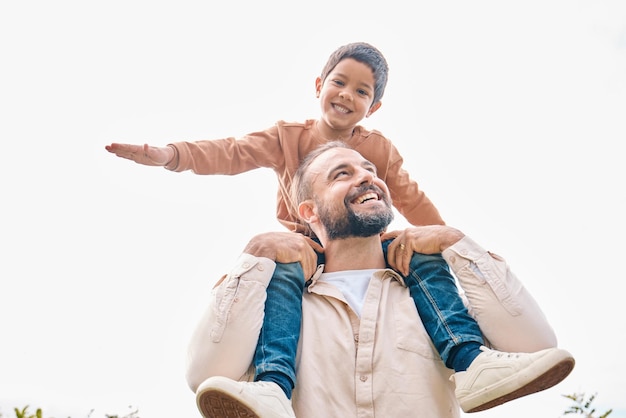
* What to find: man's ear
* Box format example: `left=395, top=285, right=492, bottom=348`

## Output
left=366, top=101, right=382, bottom=118
left=299, top=200, right=317, bottom=225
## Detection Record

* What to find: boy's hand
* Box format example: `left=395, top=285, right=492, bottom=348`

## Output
left=105, top=143, right=175, bottom=166
left=381, top=226, right=465, bottom=276
left=244, top=232, right=324, bottom=280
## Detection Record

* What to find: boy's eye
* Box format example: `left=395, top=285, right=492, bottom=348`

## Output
left=357, top=89, right=369, bottom=96
left=332, top=79, right=345, bottom=87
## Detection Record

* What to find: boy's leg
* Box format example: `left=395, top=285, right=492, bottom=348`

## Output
left=382, top=240, right=483, bottom=369
left=381, top=241, right=575, bottom=413
left=403, top=249, right=483, bottom=370
left=253, top=261, right=305, bottom=399
left=196, top=261, right=302, bottom=418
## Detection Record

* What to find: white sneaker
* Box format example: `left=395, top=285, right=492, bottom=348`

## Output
left=452, top=346, right=575, bottom=413
left=196, top=376, right=296, bottom=418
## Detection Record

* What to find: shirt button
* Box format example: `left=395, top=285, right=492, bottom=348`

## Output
left=354, top=334, right=359, bottom=342
left=360, top=375, right=368, bottom=382
left=242, top=263, right=250, bottom=269
left=449, top=256, right=456, bottom=263
left=461, top=249, right=468, bottom=256
left=257, top=264, right=264, bottom=271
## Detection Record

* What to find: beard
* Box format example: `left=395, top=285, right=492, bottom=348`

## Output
left=317, top=186, right=394, bottom=240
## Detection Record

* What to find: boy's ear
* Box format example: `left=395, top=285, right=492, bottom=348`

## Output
left=366, top=101, right=382, bottom=117
left=299, top=200, right=317, bottom=224
left=315, top=77, right=322, bottom=97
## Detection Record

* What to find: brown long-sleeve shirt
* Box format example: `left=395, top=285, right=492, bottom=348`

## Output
left=166, top=119, right=444, bottom=233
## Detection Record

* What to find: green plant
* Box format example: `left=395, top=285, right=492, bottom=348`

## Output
left=562, top=392, right=612, bottom=418
left=102, top=405, right=140, bottom=418
left=5, top=405, right=140, bottom=418
left=14, top=407, right=42, bottom=418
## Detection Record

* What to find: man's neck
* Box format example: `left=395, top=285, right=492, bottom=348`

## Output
left=322, top=236, right=387, bottom=273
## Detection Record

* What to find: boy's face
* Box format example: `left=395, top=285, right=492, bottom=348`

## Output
left=315, top=58, right=382, bottom=136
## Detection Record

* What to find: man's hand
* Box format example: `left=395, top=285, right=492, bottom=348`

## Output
left=105, top=143, right=175, bottom=166
left=381, top=226, right=465, bottom=276
left=244, top=232, right=324, bottom=280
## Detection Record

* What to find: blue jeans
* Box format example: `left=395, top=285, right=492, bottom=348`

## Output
left=380, top=240, right=484, bottom=364
left=253, top=243, right=484, bottom=394
left=253, top=261, right=304, bottom=396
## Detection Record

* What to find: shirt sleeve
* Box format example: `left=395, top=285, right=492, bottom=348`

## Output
left=383, top=142, right=445, bottom=226
left=166, top=125, right=283, bottom=175
left=185, top=253, right=275, bottom=391
left=442, top=236, right=558, bottom=352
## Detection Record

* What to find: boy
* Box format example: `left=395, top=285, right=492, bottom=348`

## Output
left=106, top=42, right=549, bottom=415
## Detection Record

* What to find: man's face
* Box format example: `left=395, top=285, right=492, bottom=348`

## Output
left=307, top=147, right=393, bottom=240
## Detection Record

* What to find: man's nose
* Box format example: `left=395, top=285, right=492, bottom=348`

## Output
left=355, top=168, right=374, bottom=185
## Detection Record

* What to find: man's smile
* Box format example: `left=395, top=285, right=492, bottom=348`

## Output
left=352, top=192, right=379, bottom=204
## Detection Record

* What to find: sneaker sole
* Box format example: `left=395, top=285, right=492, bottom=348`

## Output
left=197, top=387, right=261, bottom=418
left=463, top=352, right=575, bottom=413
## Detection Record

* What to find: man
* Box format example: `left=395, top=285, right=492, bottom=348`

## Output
left=186, top=142, right=574, bottom=417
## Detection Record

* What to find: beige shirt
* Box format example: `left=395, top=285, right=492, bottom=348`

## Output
left=186, top=236, right=558, bottom=417
left=166, top=120, right=444, bottom=233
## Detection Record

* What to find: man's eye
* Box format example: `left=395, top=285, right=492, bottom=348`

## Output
left=335, top=171, right=349, bottom=179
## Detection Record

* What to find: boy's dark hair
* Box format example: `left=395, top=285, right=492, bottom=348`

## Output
left=320, top=42, right=389, bottom=106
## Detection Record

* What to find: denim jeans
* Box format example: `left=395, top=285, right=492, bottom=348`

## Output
left=380, top=240, right=484, bottom=364
left=253, top=243, right=484, bottom=392
left=253, top=261, right=304, bottom=395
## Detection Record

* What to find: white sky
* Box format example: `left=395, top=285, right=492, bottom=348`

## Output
left=1, top=1, right=625, bottom=417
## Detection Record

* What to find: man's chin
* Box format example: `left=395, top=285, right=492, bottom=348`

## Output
left=350, top=201, right=388, bottom=213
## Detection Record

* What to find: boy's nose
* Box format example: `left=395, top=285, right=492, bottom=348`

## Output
left=339, top=91, right=353, bottom=102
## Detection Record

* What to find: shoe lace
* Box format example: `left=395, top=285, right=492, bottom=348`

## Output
left=486, top=349, right=522, bottom=359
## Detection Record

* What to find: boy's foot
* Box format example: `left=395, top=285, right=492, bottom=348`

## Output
left=452, top=346, right=575, bottom=413
left=196, top=376, right=296, bottom=418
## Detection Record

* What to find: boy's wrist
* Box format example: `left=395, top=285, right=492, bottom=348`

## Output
left=164, top=144, right=179, bottom=169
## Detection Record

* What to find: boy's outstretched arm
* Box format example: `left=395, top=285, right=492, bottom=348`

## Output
left=105, top=142, right=176, bottom=166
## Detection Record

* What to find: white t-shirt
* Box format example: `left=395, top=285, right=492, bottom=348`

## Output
left=318, top=269, right=377, bottom=316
